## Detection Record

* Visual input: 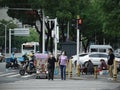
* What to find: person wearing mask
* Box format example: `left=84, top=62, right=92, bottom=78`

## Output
left=59, top=51, right=68, bottom=80
left=47, top=53, right=56, bottom=80
left=107, top=48, right=115, bottom=79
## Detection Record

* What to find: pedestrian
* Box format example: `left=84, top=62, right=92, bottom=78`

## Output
left=47, top=53, right=56, bottom=80
left=87, top=60, right=94, bottom=75
left=107, top=48, right=115, bottom=79
left=59, top=51, right=68, bottom=80
left=99, top=59, right=107, bottom=70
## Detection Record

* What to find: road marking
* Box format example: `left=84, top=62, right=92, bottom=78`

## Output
left=7, top=74, right=20, bottom=77
left=0, top=72, right=18, bottom=77
left=21, top=74, right=35, bottom=78
left=0, top=72, right=5, bottom=74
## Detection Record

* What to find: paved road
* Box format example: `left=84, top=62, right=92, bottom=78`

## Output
left=0, top=78, right=120, bottom=90
left=0, top=62, right=120, bottom=90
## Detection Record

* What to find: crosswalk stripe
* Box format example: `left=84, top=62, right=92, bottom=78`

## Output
left=21, top=74, right=35, bottom=78
left=0, top=71, right=35, bottom=78
left=0, top=72, right=18, bottom=77
left=0, top=72, right=5, bottom=74
left=7, top=74, right=20, bottom=77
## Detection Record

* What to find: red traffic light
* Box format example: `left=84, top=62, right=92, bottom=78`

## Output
left=78, top=19, right=82, bottom=25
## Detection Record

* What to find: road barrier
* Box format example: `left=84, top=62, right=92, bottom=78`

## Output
left=94, top=66, right=98, bottom=79
left=69, top=59, right=72, bottom=78
left=113, top=60, right=118, bottom=81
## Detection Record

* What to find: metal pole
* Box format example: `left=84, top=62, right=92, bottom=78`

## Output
left=42, top=10, right=45, bottom=53
left=54, top=18, right=57, bottom=59
left=80, top=34, right=83, bottom=53
left=0, top=22, right=12, bottom=57
left=9, top=29, right=11, bottom=55
left=5, top=25, right=7, bottom=57
left=67, top=21, right=69, bottom=40
left=76, top=15, right=80, bottom=76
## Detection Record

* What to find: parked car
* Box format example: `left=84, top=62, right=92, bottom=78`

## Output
left=71, top=52, right=120, bottom=65
left=71, top=52, right=109, bottom=66
left=71, top=53, right=88, bottom=64
left=80, top=53, right=110, bottom=66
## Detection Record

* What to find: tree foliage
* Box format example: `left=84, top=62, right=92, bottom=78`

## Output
left=0, top=0, right=120, bottom=52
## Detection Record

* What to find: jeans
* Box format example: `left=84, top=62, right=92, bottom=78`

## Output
left=60, top=65, right=66, bottom=80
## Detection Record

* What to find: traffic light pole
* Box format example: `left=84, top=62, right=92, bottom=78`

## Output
left=76, top=15, right=80, bottom=76
left=42, top=10, right=45, bottom=54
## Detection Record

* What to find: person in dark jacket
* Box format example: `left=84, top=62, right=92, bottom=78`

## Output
left=87, top=60, right=94, bottom=75
left=107, top=48, right=115, bottom=78
left=47, top=53, right=56, bottom=80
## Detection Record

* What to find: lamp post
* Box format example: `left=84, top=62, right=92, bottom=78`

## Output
left=0, top=22, right=12, bottom=57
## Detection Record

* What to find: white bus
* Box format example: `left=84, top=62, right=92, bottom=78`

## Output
left=21, top=42, right=39, bottom=54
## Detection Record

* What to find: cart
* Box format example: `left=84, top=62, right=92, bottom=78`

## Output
left=35, top=53, right=48, bottom=79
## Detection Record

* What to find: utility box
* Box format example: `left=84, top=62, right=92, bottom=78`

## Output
left=60, top=41, right=76, bottom=59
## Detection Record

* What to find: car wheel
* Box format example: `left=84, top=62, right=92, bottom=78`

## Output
left=83, top=61, right=88, bottom=67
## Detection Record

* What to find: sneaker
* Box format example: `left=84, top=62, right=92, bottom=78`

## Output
left=108, top=78, right=113, bottom=80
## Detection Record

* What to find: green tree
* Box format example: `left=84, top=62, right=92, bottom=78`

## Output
left=1, top=0, right=119, bottom=52
left=95, top=0, right=120, bottom=48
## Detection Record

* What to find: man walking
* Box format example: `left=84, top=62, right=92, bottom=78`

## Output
left=47, top=53, right=56, bottom=80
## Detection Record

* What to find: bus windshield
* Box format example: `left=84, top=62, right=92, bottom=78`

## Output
left=23, top=45, right=34, bottom=50
left=21, top=42, right=39, bottom=54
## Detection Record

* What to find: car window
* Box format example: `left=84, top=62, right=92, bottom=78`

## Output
left=99, top=54, right=108, bottom=58
left=91, top=48, right=98, bottom=52
left=79, top=54, right=88, bottom=57
left=99, top=49, right=106, bottom=52
left=89, top=54, right=99, bottom=57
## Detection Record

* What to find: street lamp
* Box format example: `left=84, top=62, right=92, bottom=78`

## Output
left=0, top=22, right=12, bottom=57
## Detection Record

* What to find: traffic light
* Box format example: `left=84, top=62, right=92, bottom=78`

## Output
left=78, top=18, right=82, bottom=25
left=77, top=18, right=83, bottom=29
left=71, top=18, right=83, bottom=29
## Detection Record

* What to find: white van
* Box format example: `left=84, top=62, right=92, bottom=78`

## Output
left=89, top=45, right=113, bottom=53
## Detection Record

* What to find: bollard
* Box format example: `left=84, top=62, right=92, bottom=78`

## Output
left=69, top=59, right=72, bottom=78
left=113, top=60, right=117, bottom=81
left=94, top=66, right=97, bottom=79
left=77, top=64, right=80, bottom=76
left=66, top=64, right=68, bottom=78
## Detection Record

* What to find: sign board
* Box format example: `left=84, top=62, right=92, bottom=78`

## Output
left=35, top=53, right=48, bottom=79
left=14, top=28, right=29, bottom=36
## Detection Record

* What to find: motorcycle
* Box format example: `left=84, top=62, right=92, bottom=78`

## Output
left=6, top=58, right=20, bottom=69
left=19, top=60, right=36, bottom=76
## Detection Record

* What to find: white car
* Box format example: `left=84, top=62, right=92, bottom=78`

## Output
left=71, top=52, right=109, bottom=66
left=71, top=53, right=88, bottom=64
left=71, top=52, right=120, bottom=66
left=78, top=52, right=109, bottom=66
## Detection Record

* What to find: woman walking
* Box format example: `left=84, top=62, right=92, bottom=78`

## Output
left=59, top=51, right=68, bottom=80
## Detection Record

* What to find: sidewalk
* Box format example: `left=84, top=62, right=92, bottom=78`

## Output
left=69, top=73, right=120, bottom=83
left=54, top=71, right=120, bottom=83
